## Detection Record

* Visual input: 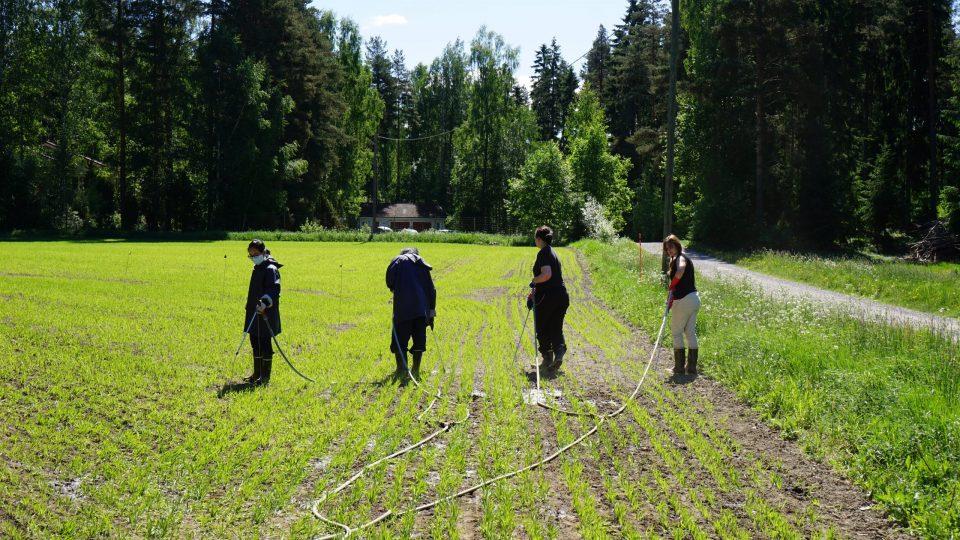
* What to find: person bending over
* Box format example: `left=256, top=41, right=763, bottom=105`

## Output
left=386, top=247, right=437, bottom=379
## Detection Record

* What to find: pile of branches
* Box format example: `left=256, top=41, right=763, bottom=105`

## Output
left=909, top=221, right=960, bottom=262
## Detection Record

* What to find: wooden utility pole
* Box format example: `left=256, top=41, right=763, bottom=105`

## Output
left=371, top=136, right=380, bottom=234
left=662, top=0, right=680, bottom=275
left=638, top=233, right=643, bottom=280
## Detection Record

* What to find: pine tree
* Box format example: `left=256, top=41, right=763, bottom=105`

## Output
left=582, top=25, right=611, bottom=97
left=531, top=38, right=577, bottom=142
left=366, top=36, right=399, bottom=199
left=128, top=0, right=200, bottom=229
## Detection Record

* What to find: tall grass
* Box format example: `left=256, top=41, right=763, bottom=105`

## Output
left=576, top=239, right=960, bottom=537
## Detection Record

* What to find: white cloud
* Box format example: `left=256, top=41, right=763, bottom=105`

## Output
left=369, top=14, right=408, bottom=28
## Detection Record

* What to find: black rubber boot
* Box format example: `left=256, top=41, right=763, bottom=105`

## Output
left=686, top=349, right=698, bottom=375
left=673, top=349, right=686, bottom=376
left=538, top=351, right=554, bottom=373
left=552, top=344, right=567, bottom=372
left=244, top=356, right=262, bottom=383
left=394, top=351, right=407, bottom=374
left=411, top=351, right=423, bottom=379
left=254, top=358, right=272, bottom=386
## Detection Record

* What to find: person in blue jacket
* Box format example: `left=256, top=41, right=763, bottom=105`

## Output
left=386, top=247, right=437, bottom=378
left=244, top=239, right=282, bottom=386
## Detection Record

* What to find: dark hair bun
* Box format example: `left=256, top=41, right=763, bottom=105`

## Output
left=535, top=226, right=554, bottom=244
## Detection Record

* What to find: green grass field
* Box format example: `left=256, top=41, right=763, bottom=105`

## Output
left=709, top=249, right=960, bottom=318
left=579, top=239, right=960, bottom=537
left=0, top=240, right=870, bottom=538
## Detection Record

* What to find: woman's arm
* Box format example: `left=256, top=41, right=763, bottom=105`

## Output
left=673, top=256, right=686, bottom=281
left=532, top=265, right=552, bottom=284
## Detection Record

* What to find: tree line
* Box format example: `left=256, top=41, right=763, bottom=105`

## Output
left=2, top=0, right=959, bottom=250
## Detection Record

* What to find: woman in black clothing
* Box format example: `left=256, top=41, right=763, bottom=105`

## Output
left=529, top=226, right=570, bottom=373
left=244, top=239, right=282, bottom=386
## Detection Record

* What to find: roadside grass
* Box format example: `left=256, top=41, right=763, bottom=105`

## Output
left=706, top=248, right=960, bottom=318
left=576, top=238, right=960, bottom=537
left=0, top=239, right=877, bottom=537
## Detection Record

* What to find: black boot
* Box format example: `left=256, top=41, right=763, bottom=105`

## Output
left=552, top=344, right=567, bottom=372
left=254, top=358, right=272, bottom=386
left=394, top=351, right=406, bottom=373
left=244, top=356, right=262, bottom=383
left=686, top=349, right=698, bottom=375
left=673, top=349, right=686, bottom=376
left=538, top=351, right=555, bottom=373
left=411, top=351, right=422, bottom=378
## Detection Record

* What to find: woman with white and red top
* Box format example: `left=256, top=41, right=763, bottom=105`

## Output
left=664, top=234, right=700, bottom=376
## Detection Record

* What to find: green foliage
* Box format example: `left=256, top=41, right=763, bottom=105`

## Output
left=566, top=84, right=632, bottom=231
left=677, top=0, right=953, bottom=250
left=323, top=14, right=384, bottom=227
left=451, top=27, right=536, bottom=231
left=507, top=142, right=578, bottom=240
left=4, top=0, right=960, bottom=249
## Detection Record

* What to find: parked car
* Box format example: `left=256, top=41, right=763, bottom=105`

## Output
left=400, top=228, right=419, bottom=234
left=435, top=229, right=454, bottom=234
left=376, top=226, right=393, bottom=233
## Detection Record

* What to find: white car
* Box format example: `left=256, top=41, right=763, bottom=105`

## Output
left=400, top=228, right=418, bottom=234
left=376, top=226, right=393, bottom=233
left=435, top=229, right=454, bottom=234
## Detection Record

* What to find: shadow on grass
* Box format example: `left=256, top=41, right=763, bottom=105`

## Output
left=668, top=372, right=698, bottom=385
left=217, top=380, right=263, bottom=398
left=371, top=370, right=409, bottom=388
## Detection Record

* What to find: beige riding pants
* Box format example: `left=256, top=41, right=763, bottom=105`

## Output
left=670, top=291, right=701, bottom=349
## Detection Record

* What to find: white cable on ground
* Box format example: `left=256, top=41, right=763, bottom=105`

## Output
left=309, top=301, right=671, bottom=538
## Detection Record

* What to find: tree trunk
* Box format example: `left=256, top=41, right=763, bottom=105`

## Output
left=754, top=0, right=765, bottom=228
left=926, top=0, right=939, bottom=219
left=116, top=0, right=131, bottom=230
left=662, top=0, right=679, bottom=274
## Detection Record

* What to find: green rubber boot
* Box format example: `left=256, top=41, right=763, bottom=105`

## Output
left=673, top=349, right=686, bottom=376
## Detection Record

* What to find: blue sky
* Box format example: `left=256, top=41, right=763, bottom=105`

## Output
left=311, top=1, right=631, bottom=88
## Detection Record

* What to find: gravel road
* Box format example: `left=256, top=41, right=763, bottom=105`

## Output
left=641, top=242, right=960, bottom=341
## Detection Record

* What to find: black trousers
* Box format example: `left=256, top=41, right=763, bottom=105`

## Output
left=534, top=288, right=569, bottom=355
left=250, top=317, right=274, bottom=358
left=391, top=317, right=427, bottom=354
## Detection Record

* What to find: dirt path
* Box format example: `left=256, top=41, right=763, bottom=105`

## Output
left=641, top=242, right=960, bottom=340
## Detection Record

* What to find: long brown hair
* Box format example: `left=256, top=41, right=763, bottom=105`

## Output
left=663, top=234, right=683, bottom=256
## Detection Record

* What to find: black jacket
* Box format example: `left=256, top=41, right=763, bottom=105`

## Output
left=386, top=253, right=436, bottom=322
left=245, top=257, right=282, bottom=335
